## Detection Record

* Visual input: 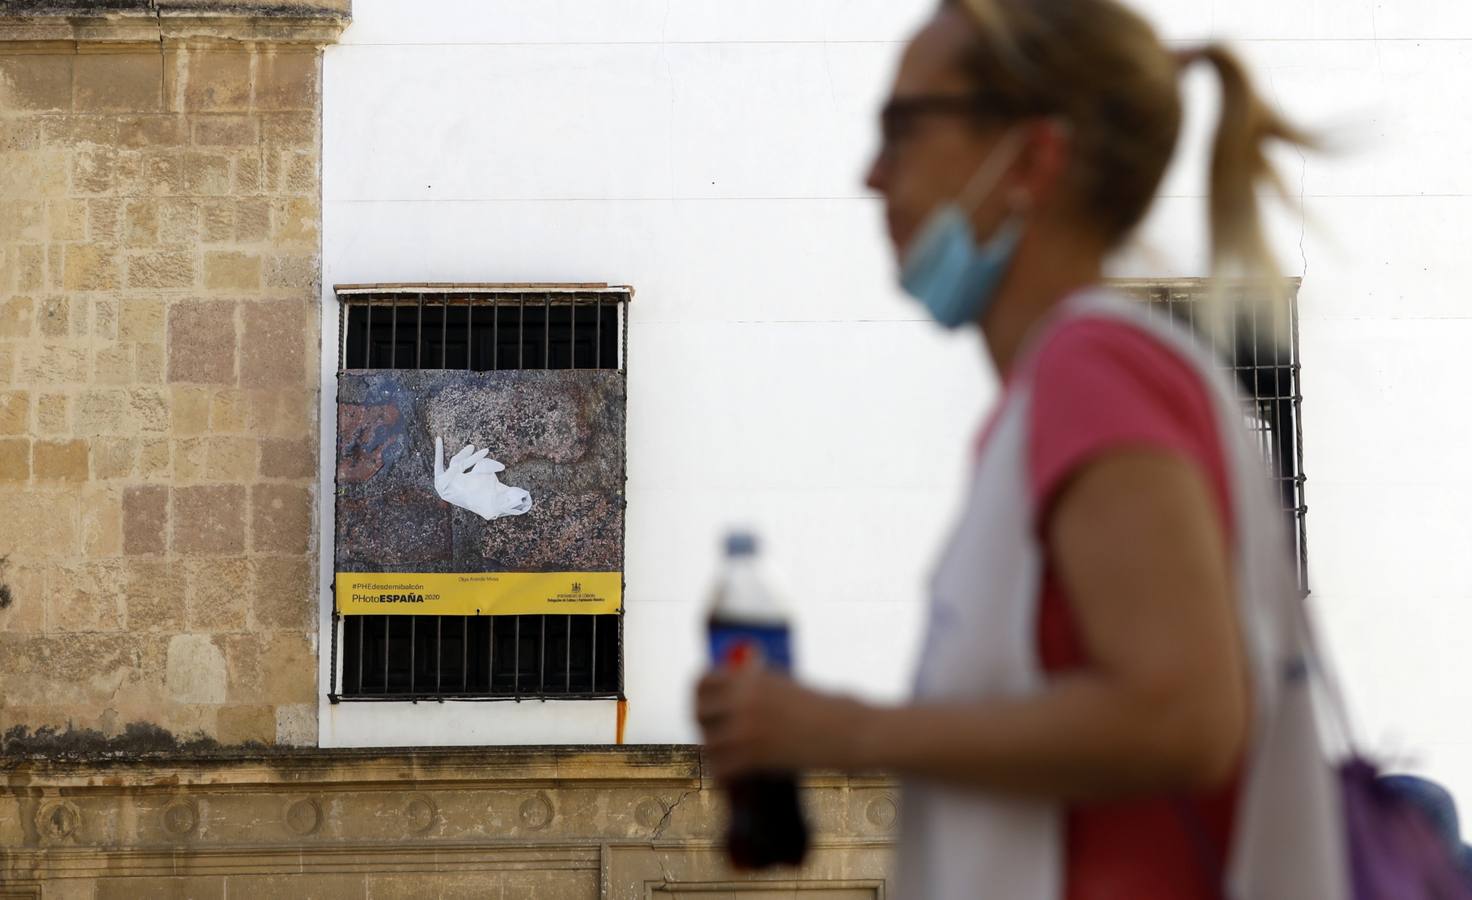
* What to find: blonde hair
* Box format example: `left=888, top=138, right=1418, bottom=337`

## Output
left=944, top=0, right=1313, bottom=300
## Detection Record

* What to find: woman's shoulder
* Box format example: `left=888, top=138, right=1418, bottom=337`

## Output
left=1025, top=291, right=1209, bottom=400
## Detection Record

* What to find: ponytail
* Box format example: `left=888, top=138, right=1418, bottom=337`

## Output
left=1182, top=45, right=1316, bottom=308
left=942, top=1, right=1314, bottom=337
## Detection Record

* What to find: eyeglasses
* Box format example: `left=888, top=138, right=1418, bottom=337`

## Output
left=877, top=91, right=1047, bottom=159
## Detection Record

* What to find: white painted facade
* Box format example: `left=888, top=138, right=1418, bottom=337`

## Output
left=318, top=0, right=1472, bottom=825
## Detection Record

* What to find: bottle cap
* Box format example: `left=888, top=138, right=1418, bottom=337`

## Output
left=724, top=531, right=758, bottom=557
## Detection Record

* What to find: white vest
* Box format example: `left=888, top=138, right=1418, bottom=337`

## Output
left=896, top=290, right=1347, bottom=900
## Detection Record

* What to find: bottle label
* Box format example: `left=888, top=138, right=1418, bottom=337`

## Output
left=709, top=620, right=792, bottom=673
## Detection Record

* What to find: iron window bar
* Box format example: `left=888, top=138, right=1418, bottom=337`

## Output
left=1118, top=279, right=1310, bottom=597
left=331, top=284, right=631, bottom=703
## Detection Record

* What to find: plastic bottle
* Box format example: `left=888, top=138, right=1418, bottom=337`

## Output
left=707, top=530, right=810, bottom=870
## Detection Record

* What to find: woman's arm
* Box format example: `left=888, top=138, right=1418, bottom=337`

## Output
left=696, top=450, right=1250, bottom=801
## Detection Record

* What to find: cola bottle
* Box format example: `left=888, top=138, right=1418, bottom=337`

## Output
left=708, top=530, right=810, bottom=870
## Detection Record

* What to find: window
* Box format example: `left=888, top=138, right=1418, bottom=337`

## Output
left=1119, top=280, right=1309, bottom=595
left=329, top=285, right=630, bottom=702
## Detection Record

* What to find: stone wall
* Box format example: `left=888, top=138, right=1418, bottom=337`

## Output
left=0, top=747, right=898, bottom=898
left=0, top=5, right=343, bottom=751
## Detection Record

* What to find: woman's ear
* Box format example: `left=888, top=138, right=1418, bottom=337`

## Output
left=1017, top=118, right=1072, bottom=208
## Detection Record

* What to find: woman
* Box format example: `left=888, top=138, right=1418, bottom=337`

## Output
left=695, top=1, right=1345, bottom=898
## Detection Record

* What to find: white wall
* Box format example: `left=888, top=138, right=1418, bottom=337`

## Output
left=322, top=0, right=1472, bottom=822
left=318, top=0, right=976, bottom=747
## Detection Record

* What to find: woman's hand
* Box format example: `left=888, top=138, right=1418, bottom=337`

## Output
left=695, top=667, right=872, bottom=780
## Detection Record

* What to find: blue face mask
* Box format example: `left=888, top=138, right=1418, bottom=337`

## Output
left=900, top=131, right=1027, bottom=330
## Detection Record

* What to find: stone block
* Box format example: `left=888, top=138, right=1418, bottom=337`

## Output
left=71, top=149, right=118, bottom=195
left=0, top=488, right=76, bottom=556
left=165, top=633, right=227, bottom=703
left=17, top=244, right=46, bottom=291
left=235, top=199, right=269, bottom=243
left=49, top=561, right=126, bottom=632
left=88, top=198, right=122, bottom=242
left=1, top=151, right=68, bottom=198
left=76, top=389, right=126, bottom=433
left=0, top=199, right=45, bottom=241
left=173, top=436, right=207, bottom=481
left=218, top=704, right=275, bottom=745
left=119, top=114, right=189, bottom=148
left=259, top=436, right=314, bottom=478
left=34, top=438, right=89, bottom=482
left=173, top=484, right=246, bottom=555
left=0, top=117, right=41, bottom=152
left=94, top=344, right=134, bottom=385
left=93, top=437, right=137, bottom=480
left=18, top=343, right=88, bottom=385
left=206, top=436, right=257, bottom=480
left=126, top=250, right=196, bottom=289
left=125, top=559, right=187, bottom=633
left=262, top=630, right=315, bottom=704
left=167, top=300, right=236, bottom=384
left=157, top=198, right=201, bottom=243
left=0, top=561, right=45, bottom=635
left=93, top=298, right=119, bottom=340
left=240, top=301, right=304, bottom=389
left=261, top=112, right=316, bottom=150
left=0, top=296, right=34, bottom=338
left=204, top=251, right=261, bottom=290
left=0, top=392, right=29, bottom=435
left=172, top=386, right=212, bottom=435
left=210, top=389, right=248, bottom=431
left=135, top=341, right=165, bottom=382
left=132, top=150, right=179, bottom=197
left=124, top=199, right=159, bottom=245
left=202, top=198, right=234, bottom=241
left=233, top=152, right=263, bottom=194
left=183, top=50, right=251, bottom=112
left=64, top=244, right=120, bottom=291
left=183, top=152, right=231, bottom=195
left=49, top=199, right=88, bottom=241
left=39, top=115, right=120, bottom=149
left=255, top=50, right=318, bottom=111
left=74, top=52, right=164, bottom=112
left=0, top=54, right=73, bottom=112
left=38, top=295, right=68, bottom=337
left=274, top=703, right=315, bottom=746
left=187, top=558, right=251, bottom=631
left=128, top=387, right=170, bottom=433
left=217, top=631, right=263, bottom=702
left=250, top=483, right=311, bottom=554
left=0, top=438, right=29, bottom=482
left=123, top=484, right=168, bottom=555
left=82, top=487, right=124, bottom=558
left=120, top=297, right=165, bottom=343
left=193, top=116, right=258, bottom=147
left=138, top=438, right=171, bottom=479
left=264, top=255, right=316, bottom=291
left=36, top=393, right=68, bottom=434
left=251, top=556, right=312, bottom=631
left=270, top=198, right=318, bottom=245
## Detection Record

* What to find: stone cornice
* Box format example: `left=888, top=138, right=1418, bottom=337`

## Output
left=0, top=0, right=349, bottom=45
left=0, top=745, right=708, bottom=790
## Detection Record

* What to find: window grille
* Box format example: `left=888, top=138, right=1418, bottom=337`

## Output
left=331, top=285, right=629, bottom=702
left=1120, top=280, right=1310, bottom=595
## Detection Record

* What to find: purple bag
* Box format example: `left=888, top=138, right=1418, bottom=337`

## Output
left=1340, top=758, right=1472, bottom=900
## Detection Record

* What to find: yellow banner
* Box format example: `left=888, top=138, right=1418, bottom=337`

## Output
left=335, top=572, right=622, bottom=616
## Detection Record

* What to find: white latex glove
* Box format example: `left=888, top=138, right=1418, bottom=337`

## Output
left=433, top=436, right=533, bottom=521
